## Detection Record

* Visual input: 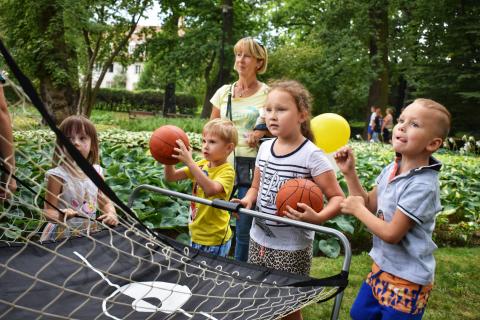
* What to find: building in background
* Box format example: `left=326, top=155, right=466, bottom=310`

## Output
left=92, top=25, right=159, bottom=91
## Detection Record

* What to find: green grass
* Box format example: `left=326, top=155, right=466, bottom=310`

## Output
left=303, top=247, right=480, bottom=319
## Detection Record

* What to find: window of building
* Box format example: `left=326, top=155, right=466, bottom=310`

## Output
left=135, top=64, right=141, bottom=74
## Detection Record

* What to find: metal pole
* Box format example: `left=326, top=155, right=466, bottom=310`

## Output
left=128, top=184, right=351, bottom=319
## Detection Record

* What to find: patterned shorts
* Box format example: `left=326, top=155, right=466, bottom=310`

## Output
left=247, top=239, right=312, bottom=276
left=366, top=263, right=432, bottom=315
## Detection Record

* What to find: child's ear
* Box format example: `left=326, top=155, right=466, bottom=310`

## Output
left=226, top=142, right=235, bottom=154
left=426, top=137, right=443, bottom=152
left=299, top=110, right=308, bottom=123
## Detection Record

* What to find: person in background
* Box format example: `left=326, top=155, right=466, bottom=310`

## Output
left=367, top=105, right=377, bottom=141
left=210, top=36, right=270, bottom=262
left=335, top=99, right=451, bottom=319
left=164, top=119, right=238, bottom=257
left=371, top=107, right=383, bottom=143
left=0, top=77, right=16, bottom=199
left=382, top=107, right=395, bottom=143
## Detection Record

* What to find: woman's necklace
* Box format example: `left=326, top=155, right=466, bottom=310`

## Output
left=236, top=81, right=258, bottom=97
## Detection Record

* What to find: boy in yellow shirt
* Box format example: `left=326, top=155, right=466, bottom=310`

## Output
left=164, top=119, right=238, bottom=256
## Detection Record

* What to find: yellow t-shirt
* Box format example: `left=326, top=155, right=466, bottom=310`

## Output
left=183, top=159, right=234, bottom=246
left=210, top=82, right=269, bottom=157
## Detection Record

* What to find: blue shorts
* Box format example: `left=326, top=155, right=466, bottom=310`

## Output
left=351, top=264, right=432, bottom=320
left=191, top=238, right=232, bottom=257
left=368, top=125, right=373, bottom=135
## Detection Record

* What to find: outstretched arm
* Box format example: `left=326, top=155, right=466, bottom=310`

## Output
left=164, top=164, right=188, bottom=182
left=340, top=196, right=413, bottom=244
left=334, top=146, right=377, bottom=213
left=232, top=167, right=260, bottom=210
left=285, top=170, right=345, bottom=224
left=97, top=190, right=118, bottom=226
left=173, top=139, right=224, bottom=197
left=0, top=86, right=16, bottom=197
left=43, top=175, right=77, bottom=223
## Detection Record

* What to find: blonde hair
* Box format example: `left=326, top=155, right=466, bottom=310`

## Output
left=386, top=107, right=395, bottom=115
left=203, top=118, right=238, bottom=146
left=267, top=80, right=314, bottom=141
left=413, top=98, right=451, bottom=140
left=233, top=37, right=268, bottom=74
left=53, top=115, right=99, bottom=166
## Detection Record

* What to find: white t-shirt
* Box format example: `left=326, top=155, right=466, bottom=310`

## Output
left=250, top=138, right=333, bottom=250
left=369, top=112, right=376, bottom=126
left=40, top=165, right=102, bottom=241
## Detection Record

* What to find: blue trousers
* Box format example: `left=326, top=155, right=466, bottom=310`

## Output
left=234, top=186, right=253, bottom=262
left=191, top=238, right=232, bottom=257
left=351, top=281, right=426, bottom=320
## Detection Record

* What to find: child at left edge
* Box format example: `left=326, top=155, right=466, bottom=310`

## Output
left=164, top=119, right=238, bottom=257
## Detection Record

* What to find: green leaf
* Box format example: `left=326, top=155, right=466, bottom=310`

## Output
left=175, top=232, right=190, bottom=245
left=326, top=215, right=355, bottom=234
left=319, top=238, right=340, bottom=258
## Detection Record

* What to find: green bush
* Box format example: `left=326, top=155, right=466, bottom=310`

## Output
left=94, top=88, right=197, bottom=114
left=8, top=132, right=480, bottom=250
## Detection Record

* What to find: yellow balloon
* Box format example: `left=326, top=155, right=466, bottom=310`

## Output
left=310, top=113, right=350, bottom=153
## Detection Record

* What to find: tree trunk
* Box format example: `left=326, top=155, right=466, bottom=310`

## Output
left=37, top=2, right=78, bottom=124
left=201, top=80, right=220, bottom=119
left=394, top=75, right=407, bottom=119
left=365, top=0, right=389, bottom=135
left=200, top=51, right=217, bottom=118
left=200, top=0, right=234, bottom=118
left=163, top=82, right=176, bottom=116
left=40, top=78, right=77, bottom=124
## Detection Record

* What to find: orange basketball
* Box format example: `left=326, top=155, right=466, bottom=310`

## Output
left=276, top=178, right=324, bottom=217
left=149, top=125, right=190, bottom=165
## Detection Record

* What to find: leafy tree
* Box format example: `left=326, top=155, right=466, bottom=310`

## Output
left=138, top=0, right=266, bottom=118
left=77, top=0, right=153, bottom=117
left=0, top=0, right=153, bottom=122
left=395, top=0, right=480, bottom=132
left=268, top=0, right=480, bottom=133
left=266, top=0, right=376, bottom=119
left=0, top=0, right=80, bottom=123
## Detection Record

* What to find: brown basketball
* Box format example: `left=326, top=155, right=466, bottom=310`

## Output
left=149, top=125, right=190, bottom=165
left=276, top=178, right=324, bottom=217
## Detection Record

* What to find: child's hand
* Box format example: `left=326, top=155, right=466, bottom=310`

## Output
left=247, top=130, right=263, bottom=148
left=340, top=196, right=365, bottom=216
left=173, top=139, right=194, bottom=165
left=231, top=197, right=253, bottom=210
left=61, top=208, right=78, bottom=221
left=334, top=147, right=356, bottom=175
left=230, top=196, right=253, bottom=220
left=285, top=203, right=319, bottom=223
left=98, top=212, right=119, bottom=226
